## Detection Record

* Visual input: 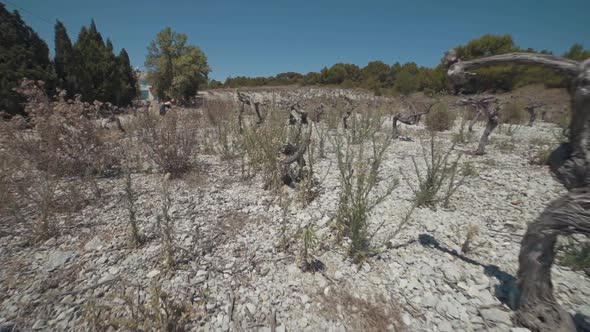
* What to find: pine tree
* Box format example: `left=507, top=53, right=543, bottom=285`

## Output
left=0, top=4, right=55, bottom=115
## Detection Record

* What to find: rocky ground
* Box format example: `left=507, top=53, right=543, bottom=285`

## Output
left=1, top=95, right=589, bottom=331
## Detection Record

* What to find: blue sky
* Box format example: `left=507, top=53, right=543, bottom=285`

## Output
left=4, top=0, right=589, bottom=81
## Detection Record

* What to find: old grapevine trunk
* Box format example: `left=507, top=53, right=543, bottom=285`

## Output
left=447, top=53, right=590, bottom=332
left=475, top=110, right=499, bottom=155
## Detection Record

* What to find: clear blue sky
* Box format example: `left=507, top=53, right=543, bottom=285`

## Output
left=4, top=0, right=589, bottom=81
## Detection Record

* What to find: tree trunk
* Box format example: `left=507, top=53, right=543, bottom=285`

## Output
left=238, top=103, right=244, bottom=134
left=253, top=102, right=264, bottom=124
left=343, top=110, right=352, bottom=129
left=392, top=115, right=399, bottom=137
left=447, top=52, right=589, bottom=332
left=513, top=191, right=590, bottom=332
left=474, top=113, right=498, bottom=155
left=527, top=107, right=536, bottom=127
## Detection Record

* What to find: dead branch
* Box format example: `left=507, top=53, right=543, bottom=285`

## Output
left=447, top=53, right=580, bottom=85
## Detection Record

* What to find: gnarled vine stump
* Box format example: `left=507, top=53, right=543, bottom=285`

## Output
left=456, top=96, right=498, bottom=155
left=237, top=91, right=266, bottom=133
left=392, top=96, right=440, bottom=137
left=447, top=52, right=589, bottom=332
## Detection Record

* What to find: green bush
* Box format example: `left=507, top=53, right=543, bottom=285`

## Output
left=559, top=240, right=590, bottom=276
left=333, top=132, right=397, bottom=262
left=556, top=111, right=571, bottom=129
left=425, top=103, right=454, bottom=132
left=404, top=133, right=467, bottom=208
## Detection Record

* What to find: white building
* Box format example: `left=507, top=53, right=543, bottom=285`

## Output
left=137, top=71, right=155, bottom=101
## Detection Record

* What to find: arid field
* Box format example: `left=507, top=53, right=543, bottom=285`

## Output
left=1, top=83, right=588, bottom=332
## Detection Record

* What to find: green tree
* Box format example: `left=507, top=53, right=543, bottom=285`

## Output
left=394, top=70, right=418, bottom=94
left=207, top=79, right=223, bottom=89
left=117, top=49, right=138, bottom=105
left=563, top=43, right=590, bottom=61
left=170, top=46, right=209, bottom=100
left=54, top=20, right=75, bottom=96
left=72, top=21, right=108, bottom=101
left=101, top=39, right=120, bottom=102
left=0, top=4, right=55, bottom=115
left=66, top=19, right=135, bottom=105
left=454, top=34, right=518, bottom=92
left=362, top=61, right=390, bottom=86
left=145, top=27, right=209, bottom=101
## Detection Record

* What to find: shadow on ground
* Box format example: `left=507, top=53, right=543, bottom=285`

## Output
left=417, top=233, right=590, bottom=331
left=418, top=233, right=519, bottom=309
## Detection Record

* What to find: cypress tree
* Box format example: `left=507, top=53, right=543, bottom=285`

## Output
left=73, top=19, right=108, bottom=101
left=54, top=20, right=75, bottom=96
left=117, top=48, right=138, bottom=105
left=101, top=39, right=119, bottom=102
left=0, top=3, right=55, bottom=115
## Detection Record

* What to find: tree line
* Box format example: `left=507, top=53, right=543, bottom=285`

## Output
left=218, top=34, right=589, bottom=95
left=0, top=3, right=137, bottom=116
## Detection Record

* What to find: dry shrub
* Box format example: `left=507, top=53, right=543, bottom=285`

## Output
left=10, top=169, right=60, bottom=241
left=452, top=109, right=474, bottom=144
left=529, top=146, right=552, bottom=166
left=500, top=101, right=527, bottom=124
left=205, top=101, right=242, bottom=160
left=242, top=109, right=288, bottom=189
left=7, top=80, right=119, bottom=177
left=461, top=223, right=480, bottom=254
left=425, top=103, right=454, bottom=132
left=134, top=110, right=199, bottom=177
left=0, top=146, right=17, bottom=219
left=84, top=281, right=193, bottom=332
left=0, top=80, right=116, bottom=240
left=202, top=99, right=235, bottom=127
left=320, top=287, right=406, bottom=332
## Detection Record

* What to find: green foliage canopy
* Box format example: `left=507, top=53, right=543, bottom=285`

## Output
left=0, top=4, right=55, bottom=115
left=145, top=27, right=209, bottom=101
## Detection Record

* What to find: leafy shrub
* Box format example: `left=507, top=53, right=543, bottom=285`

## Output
left=559, top=239, right=590, bottom=276
left=556, top=111, right=571, bottom=130
left=404, top=133, right=467, bottom=208
left=349, top=108, right=384, bottom=143
left=333, top=131, right=397, bottom=262
left=242, top=108, right=287, bottom=189
left=298, top=225, right=318, bottom=271
left=425, top=103, right=454, bottom=132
